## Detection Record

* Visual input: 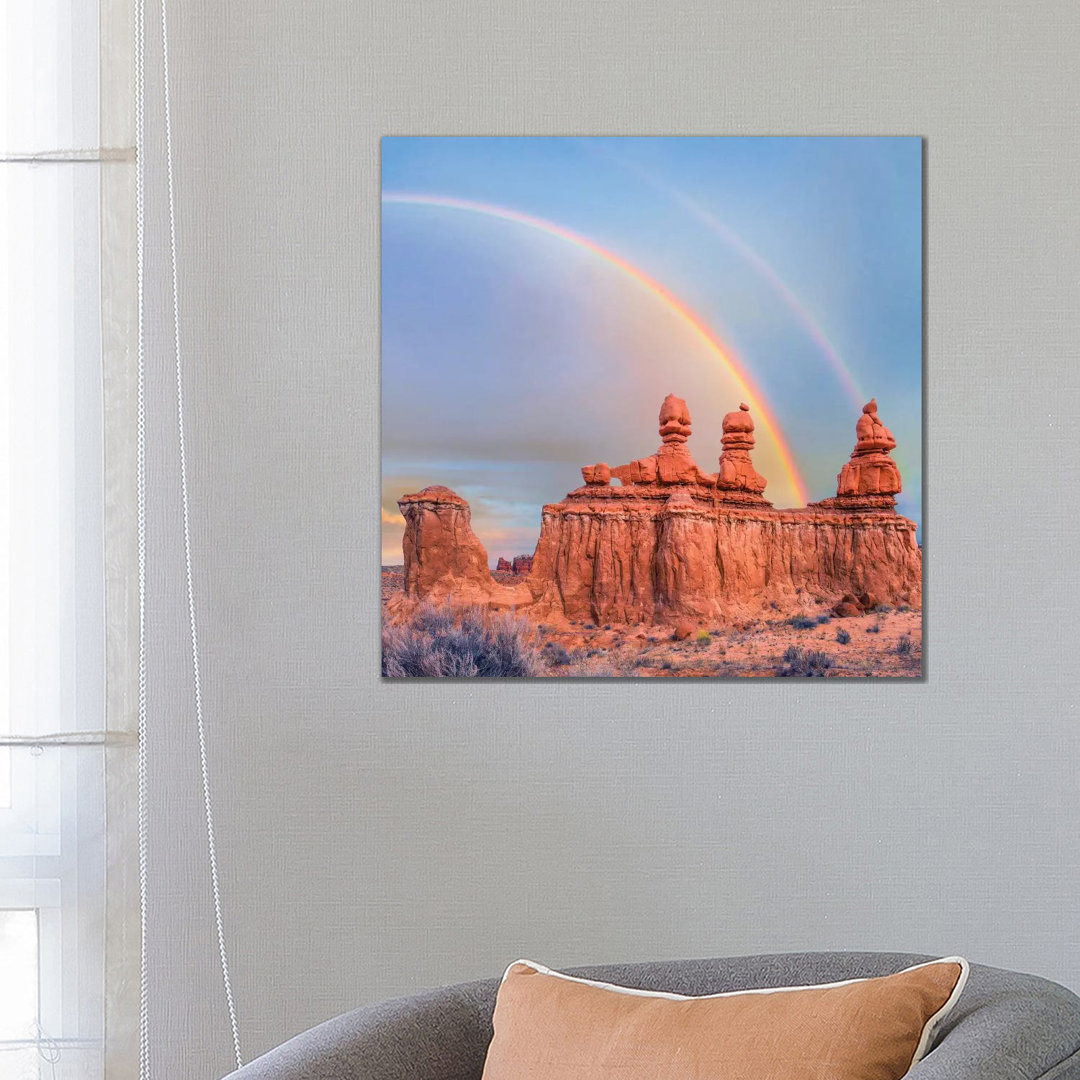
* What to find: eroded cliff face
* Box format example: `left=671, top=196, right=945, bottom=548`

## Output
left=397, top=486, right=530, bottom=609
left=396, top=397, right=922, bottom=626
left=525, top=488, right=920, bottom=623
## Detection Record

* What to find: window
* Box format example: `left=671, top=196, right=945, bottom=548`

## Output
left=1, top=2, right=109, bottom=1077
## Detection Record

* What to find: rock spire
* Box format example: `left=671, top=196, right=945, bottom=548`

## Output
left=817, top=398, right=903, bottom=510
left=716, top=402, right=768, bottom=498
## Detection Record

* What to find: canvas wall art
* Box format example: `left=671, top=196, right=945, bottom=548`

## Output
left=381, top=137, right=922, bottom=678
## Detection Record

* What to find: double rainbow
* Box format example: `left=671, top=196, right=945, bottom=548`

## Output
left=383, top=192, right=810, bottom=506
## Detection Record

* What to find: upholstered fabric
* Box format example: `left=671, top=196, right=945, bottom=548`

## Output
left=479, top=957, right=967, bottom=1079
left=222, top=952, right=1080, bottom=1080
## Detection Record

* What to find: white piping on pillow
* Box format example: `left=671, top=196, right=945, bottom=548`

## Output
left=502, top=956, right=970, bottom=1069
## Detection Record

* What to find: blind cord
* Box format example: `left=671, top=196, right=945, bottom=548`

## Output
left=134, top=0, right=151, bottom=1076
left=158, top=0, right=244, bottom=1067
left=135, top=0, right=244, bottom=1070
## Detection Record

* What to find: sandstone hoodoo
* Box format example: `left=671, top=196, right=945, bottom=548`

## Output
left=717, top=403, right=769, bottom=504
left=397, top=485, right=530, bottom=609
left=396, top=396, right=921, bottom=625
left=813, top=398, right=903, bottom=512
left=593, top=393, right=717, bottom=489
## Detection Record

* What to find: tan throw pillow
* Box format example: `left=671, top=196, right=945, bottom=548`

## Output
left=481, top=957, right=968, bottom=1080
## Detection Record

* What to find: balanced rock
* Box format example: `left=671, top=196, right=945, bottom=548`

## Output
left=716, top=402, right=769, bottom=504
left=581, top=462, right=611, bottom=486
left=609, top=394, right=715, bottom=487
left=816, top=399, right=903, bottom=510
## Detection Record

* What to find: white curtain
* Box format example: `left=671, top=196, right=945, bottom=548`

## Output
left=1, top=2, right=136, bottom=1077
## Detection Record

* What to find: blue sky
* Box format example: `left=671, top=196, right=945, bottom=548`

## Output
left=382, top=137, right=922, bottom=564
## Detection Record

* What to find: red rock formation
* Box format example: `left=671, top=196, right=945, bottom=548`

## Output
left=580, top=462, right=611, bottom=486
left=496, top=557, right=513, bottom=572
left=815, top=398, right=903, bottom=511
left=396, top=486, right=529, bottom=609
left=832, top=591, right=882, bottom=617
left=397, top=396, right=922, bottom=625
left=511, top=554, right=534, bottom=576
left=526, top=494, right=920, bottom=624
left=716, top=402, right=770, bottom=506
left=601, top=394, right=716, bottom=488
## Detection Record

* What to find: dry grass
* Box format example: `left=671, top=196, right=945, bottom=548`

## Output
left=382, top=603, right=542, bottom=677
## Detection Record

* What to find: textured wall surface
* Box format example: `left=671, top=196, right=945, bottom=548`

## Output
left=135, top=3, right=1080, bottom=1077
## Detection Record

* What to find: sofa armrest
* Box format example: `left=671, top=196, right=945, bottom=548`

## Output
left=909, top=966, right=1080, bottom=1080
left=221, top=979, right=496, bottom=1080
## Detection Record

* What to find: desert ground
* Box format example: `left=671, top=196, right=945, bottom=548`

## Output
left=382, top=566, right=922, bottom=678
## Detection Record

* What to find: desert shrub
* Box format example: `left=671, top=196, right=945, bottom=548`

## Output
left=866, top=623, right=881, bottom=634
left=776, top=646, right=834, bottom=677
left=816, top=614, right=832, bottom=625
left=896, top=604, right=912, bottom=613
left=564, top=656, right=618, bottom=677
left=382, top=604, right=541, bottom=677
left=896, top=634, right=914, bottom=656
left=411, top=606, right=456, bottom=635
left=876, top=604, right=893, bottom=614
left=541, top=641, right=572, bottom=666
left=603, top=624, right=612, bottom=631
left=696, top=630, right=711, bottom=645
left=661, top=659, right=674, bottom=671
left=835, top=628, right=851, bottom=645
left=788, top=615, right=817, bottom=630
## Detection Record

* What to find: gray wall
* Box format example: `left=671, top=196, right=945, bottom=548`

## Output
left=136, top=3, right=1080, bottom=1077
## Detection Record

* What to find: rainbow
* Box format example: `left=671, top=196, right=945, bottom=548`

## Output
left=382, top=192, right=810, bottom=505
left=649, top=185, right=865, bottom=409
left=578, top=142, right=866, bottom=410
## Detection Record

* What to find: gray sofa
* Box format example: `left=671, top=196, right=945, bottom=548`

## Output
left=224, top=952, right=1080, bottom=1079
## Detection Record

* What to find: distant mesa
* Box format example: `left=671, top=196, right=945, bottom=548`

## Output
left=395, top=395, right=921, bottom=624
left=496, top=554, right=534, bottom=576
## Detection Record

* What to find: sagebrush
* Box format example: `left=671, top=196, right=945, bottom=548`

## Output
left=382, top=604, right=541, bottom=677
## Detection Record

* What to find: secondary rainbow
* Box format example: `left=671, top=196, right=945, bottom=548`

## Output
left=382, top=192, right=810, bottom=506
left=652, top=186, right=865, bottom=410
left=577, top=141, right=866, bottom=409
